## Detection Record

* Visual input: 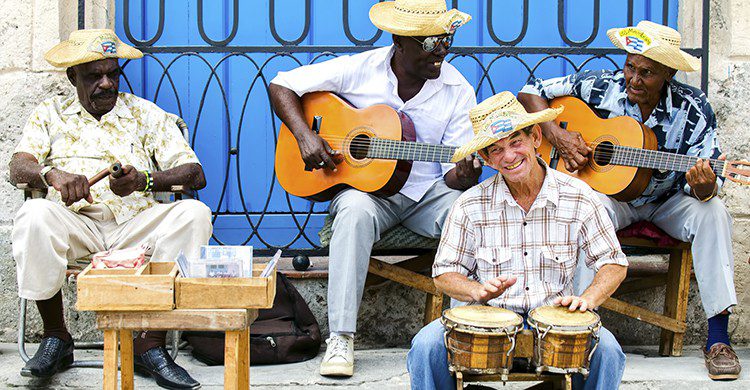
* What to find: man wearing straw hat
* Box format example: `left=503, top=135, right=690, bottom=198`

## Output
left=9, top=29, right=211, bottom=389
left=269, top=0, right=481, bottom=377
left=407, top=92, right=629, bottom=389
left=518, top=20, right=741, bottom=380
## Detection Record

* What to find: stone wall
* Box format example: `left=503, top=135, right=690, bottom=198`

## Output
left=0, top=1, right=748, bottom=348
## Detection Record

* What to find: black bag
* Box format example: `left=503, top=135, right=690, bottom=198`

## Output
left=182, top=273, right=321, bottom=365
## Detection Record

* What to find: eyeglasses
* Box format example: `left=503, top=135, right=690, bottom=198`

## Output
left=410, top=35, right=454, bottom=52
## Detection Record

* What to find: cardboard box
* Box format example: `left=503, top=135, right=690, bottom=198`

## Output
left=76, top=262, right=178, bottom=311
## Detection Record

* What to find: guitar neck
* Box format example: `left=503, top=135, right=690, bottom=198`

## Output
left=611, top=145, right=726, bottom=176
left=367, top=138, right=458, bottom=163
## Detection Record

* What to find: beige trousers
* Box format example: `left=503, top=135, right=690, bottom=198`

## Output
left=12, top=198, right=213, bottom=300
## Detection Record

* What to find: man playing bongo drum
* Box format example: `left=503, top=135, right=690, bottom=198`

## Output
left=406, top=92, right=628, bottom=390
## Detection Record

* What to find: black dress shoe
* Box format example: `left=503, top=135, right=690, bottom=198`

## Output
left=20, top=336, right=74, bottom=378
left=134, top=346, right=201, bottom=390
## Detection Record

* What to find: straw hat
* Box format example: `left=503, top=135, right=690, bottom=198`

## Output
left=369, top=0, right=471, bottom=37
left=451, top=92, right=563, bottom=162
left=606, top=20, right=700, bottom=72
left=45, top=29, right=143, bottom=68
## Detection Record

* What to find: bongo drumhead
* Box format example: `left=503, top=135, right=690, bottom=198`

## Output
left=528, top=305, right=600, bottom=331
left=443, top=305, right=522, bottom=331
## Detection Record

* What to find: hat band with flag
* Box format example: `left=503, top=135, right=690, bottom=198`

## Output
left=45, top=29, right=143, bottom=68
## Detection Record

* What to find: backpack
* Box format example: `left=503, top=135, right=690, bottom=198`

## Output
left=181, top=273, right=321, bottom=365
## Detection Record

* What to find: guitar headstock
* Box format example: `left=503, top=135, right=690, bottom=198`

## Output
left=724, top=160, right=750, bottom=185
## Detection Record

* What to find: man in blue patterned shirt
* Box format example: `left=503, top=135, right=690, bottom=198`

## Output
left=518, top=21, right=740, bottom=380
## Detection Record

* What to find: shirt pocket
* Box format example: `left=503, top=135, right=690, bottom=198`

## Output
left=540, top=244, right=578, bottom=287
left=475, top=246, right=512, bottom=276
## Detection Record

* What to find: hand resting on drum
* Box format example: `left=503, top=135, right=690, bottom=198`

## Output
left=554, top=295, right=592, bottom=312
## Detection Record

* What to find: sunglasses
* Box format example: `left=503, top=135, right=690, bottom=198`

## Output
left=410, top=35, right=454, bottom=52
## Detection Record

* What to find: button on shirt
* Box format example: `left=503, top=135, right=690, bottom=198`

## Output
left=271, top=46, right=476, bottom=201
left=433, top=161, right=628, bottom=314
left=14, top=92, right=201, bottom=224
left=521, top=70, right=723, bottom=206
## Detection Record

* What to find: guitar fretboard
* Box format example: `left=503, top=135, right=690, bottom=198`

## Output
left=609, top=145, right=725, bottom=176
left=366, top=138, right=458, bottom=163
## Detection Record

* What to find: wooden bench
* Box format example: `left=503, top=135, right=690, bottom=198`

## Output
left=308, top=217, right=693, bottom=356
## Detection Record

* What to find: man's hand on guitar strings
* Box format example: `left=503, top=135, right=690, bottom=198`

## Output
left=455, top=155, right=483, bottom=186
left=686, top=154, right=723, bottom=200
left=553, top=126, right=592, bottom=172
left=297, top=131, right=341, bottom=172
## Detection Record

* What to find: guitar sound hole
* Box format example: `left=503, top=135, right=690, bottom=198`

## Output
left=350, top=134, right=371, bottom=160
left=593, top=141, right=614, bottom=166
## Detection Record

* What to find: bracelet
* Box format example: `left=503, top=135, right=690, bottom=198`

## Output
left=691, top=185, right=717, bottom=202
left=39, top=165, right=54, bottom=187
left=140, top=170, right=153, bottom=192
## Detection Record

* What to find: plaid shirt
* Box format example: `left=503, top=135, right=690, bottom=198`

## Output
left=433, top=161, right=628, bottom=314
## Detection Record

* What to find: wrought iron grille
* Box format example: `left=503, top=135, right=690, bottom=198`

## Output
left=83, top=0, right=709, bottom=255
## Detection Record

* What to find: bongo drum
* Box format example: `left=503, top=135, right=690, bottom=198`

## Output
left=442, top=305, right=523, bottom=376
left=528, top=305, right=601, bottom=375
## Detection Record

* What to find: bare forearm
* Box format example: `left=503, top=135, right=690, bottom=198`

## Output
left=269, top=83, right=311, bottom=140
left=580, top=264, right=627, bottom=307
left=434, top=272, right=484, bottom=302
left=151, top=163, right=206, bottom=191
left=9, top=152, right=46, bottom=188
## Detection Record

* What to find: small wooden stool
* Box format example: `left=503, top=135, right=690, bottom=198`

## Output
left=456, top=372, right=572, bottom=390
left=96, top=309, right=258, bottom=390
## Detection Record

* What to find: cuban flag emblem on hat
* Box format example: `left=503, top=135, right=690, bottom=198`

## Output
left=488, top=117, right=514, bottom=135
left=625, top=36, right=644, bottom=52
left=100, top=41, right=117, bottom=54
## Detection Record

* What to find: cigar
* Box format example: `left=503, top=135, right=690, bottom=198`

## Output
left=88, top=162, right=124, bottom=186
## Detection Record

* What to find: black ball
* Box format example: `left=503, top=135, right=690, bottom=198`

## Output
left=292, top=255, right=311, bottom=271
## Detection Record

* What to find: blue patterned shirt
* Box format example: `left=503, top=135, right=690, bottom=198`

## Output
left=520, top=70, right=722, bottom=206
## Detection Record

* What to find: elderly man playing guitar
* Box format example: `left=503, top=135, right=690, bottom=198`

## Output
left=269, top=0, right=482, bottom=377
left=518, top=21, right=741, bottom=380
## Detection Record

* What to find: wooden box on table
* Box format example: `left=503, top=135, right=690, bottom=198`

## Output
left=76, top=261, right=179, bottom=311
left=175, top=262, right=277, bottom=309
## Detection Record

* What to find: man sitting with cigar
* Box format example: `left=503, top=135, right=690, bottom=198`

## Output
left=9, top=29, right=211, bottom=389
left=407, top=92, right=628, bottom=390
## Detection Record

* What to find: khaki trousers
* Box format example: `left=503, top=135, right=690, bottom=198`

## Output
left=13, top=199, right=213, bottom=301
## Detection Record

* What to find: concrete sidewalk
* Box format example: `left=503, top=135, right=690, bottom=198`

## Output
left=1, top=343, right=747, bottom=389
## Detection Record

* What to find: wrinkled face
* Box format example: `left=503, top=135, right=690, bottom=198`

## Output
left=394, top=34, right=451, bottom=80
left=623, top=54, right=674, bottom=108
left=482, top=126, right=541, bottom=185
left=67, top=58, right=120, bottom=119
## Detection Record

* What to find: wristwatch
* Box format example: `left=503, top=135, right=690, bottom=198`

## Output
left=39, top=165, right=55, bottom=187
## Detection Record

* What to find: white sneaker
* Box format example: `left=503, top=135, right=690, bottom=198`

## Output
left=320, top=334, right=354, bottom=377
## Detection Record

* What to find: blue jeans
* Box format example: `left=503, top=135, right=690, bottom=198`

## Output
left=407, top=319, right=626, bottom=390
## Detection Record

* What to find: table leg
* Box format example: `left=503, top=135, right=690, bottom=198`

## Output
left=239, top=327, right=250, bottom=388
left=225, top=330, right=241, bottom=390
left=103, top=330, right=119, bottom=390
left=119, top=330, right=134, bottom=390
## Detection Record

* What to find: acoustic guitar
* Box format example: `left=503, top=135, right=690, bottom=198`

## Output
left=275, top=92, right=467, bottom=202
left=539, top=96, right=750, bottom=202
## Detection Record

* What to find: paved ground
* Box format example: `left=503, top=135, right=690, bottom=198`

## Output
left=1, top=343, right=748, bottom=389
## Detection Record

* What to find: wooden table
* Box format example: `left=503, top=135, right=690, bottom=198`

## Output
left=96, top=309, right=259, bottom=390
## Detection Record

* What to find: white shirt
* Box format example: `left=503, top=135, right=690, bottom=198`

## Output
left=271, top=46, right=476, bottom=201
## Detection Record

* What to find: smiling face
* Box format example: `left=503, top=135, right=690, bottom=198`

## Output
left=482, top=126, right=543, bottom=186
left=393, top=34, right=450, bottom=80
left=66, top=58, right=121, bottom=120
left=623, top=53, right=675, bottom=109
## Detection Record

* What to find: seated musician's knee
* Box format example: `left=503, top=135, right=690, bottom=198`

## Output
left=172, top=199, right=212, bottom=225
left=14, top=199, right=58, bottom=234
left=332, top=191, right=380, bottom=225
left=595, top=327, right=626, bottom=365
left=409, top=319, right=445, bottom=357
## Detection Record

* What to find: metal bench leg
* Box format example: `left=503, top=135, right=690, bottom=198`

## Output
left=659, top=247, right=692, bottom=356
